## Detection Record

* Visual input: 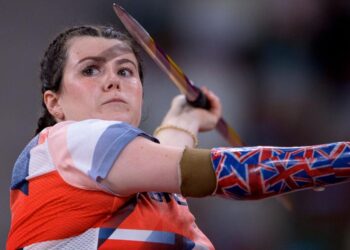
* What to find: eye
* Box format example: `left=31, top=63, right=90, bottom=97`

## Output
left=118, top=68, right=133, bottom=77
left=82, top=65, right=100, bottom=76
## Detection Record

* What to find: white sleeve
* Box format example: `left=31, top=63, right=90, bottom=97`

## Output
left=47, top=119, right=158, bottom=193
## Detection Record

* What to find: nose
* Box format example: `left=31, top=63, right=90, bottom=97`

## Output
left=104, top=73, right=121, bottom=92
left=104, top=81, right=120, bottom=91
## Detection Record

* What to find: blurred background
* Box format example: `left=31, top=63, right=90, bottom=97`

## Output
left=1, top=0, right=350, bottom=249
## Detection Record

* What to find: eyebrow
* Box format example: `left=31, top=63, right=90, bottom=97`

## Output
left=77, top=56, right=105, bottom=64
left=77, top=57, right=138, bottom=69
left=115, top=58, right=138, bottom=69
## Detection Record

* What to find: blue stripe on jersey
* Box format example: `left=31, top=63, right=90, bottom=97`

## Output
left=90, top=122, right=158, bottom=181
left=11, top=135, right=39, bottom=194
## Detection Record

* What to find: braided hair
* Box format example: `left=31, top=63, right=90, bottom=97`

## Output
left=36, top=25, right=144, bottom=134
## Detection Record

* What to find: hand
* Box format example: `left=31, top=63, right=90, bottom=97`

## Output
left=161, top=87, right=222, bottom=133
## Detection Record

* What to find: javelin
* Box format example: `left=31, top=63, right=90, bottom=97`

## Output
left=113, top=3, right=243, bottom=147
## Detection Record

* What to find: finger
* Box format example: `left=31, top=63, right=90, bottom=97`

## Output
left=171, top=95, right=186, bottom=107
left=200, top=87, right=222, bottom=117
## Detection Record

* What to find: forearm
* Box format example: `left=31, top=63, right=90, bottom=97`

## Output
left=210, top=141, right=350, bottom=200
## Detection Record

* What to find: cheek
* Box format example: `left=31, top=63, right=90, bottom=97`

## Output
left=131, top=83, right=143, bottom=114
left=136, top=85, right=143, bottom=109
left=128, top=79, right=143, bottom=104
left=60, top=80, right=97, bottom=115
left=65, top=78, right=97, bottom=99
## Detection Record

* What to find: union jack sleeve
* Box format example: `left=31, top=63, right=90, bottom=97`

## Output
left=211, top=142, right=350, bottom=200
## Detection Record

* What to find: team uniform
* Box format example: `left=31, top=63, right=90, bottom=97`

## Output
left=7, top=120, right=214, bottom=250
left=8, top=119, right=350, bottom=249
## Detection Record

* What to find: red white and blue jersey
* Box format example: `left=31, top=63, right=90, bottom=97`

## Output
left=7, top=119, right=214, bottom=250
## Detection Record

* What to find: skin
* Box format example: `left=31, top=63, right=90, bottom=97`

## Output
left=157, top=88, right=222, bottom=147
left=44, top=36, right=222, bottom=195
left=44, top=36, right=143, bottom=126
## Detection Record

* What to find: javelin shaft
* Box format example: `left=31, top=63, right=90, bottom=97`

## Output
left=113, top=4, right=244, bottom=146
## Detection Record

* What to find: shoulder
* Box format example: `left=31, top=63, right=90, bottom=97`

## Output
left=49, top=119, right=157, bottom=142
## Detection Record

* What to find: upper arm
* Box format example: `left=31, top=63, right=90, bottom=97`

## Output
left=101, top=137, right=184, bottom=195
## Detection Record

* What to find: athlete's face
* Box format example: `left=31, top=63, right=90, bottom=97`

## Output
left=44, top=36, right=143, bottom=127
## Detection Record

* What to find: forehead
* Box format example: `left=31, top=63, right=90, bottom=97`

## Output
left=66, top=36, right=135, bottom=63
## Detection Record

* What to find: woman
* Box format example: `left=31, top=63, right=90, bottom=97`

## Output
left=7, top=25, right=350, bottom=250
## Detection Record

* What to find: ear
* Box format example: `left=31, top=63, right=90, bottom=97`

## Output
left=43, top=90, right=65, bottom=121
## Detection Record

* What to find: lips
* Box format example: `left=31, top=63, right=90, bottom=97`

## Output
left=102, top=97, right=127, bottom=105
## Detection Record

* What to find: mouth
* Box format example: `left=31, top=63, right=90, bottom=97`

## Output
left=102, top=98, right=127, bottom=105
